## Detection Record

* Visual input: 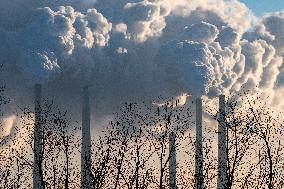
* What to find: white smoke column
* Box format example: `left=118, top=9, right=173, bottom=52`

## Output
left=154, top=4, right=283, bottom=106
left=13, top=6, right=112, bottom=84
left=0, top=0, right=284, bottom=141
left=0, top=0, right=282, bottom=104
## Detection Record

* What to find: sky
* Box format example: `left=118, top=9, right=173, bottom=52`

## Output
left=240, top=0, right=284, bottom=15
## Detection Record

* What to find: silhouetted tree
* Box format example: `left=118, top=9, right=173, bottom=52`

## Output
left=5, top=98, right=80, bottom=189
left=238, top=95, right=284, bottom=189
left=0, top=64, right=9, bottom=109
left=90, top=102, right=160, bottom=189
left=204, top=93, right=284, bottom=189
left=43, top=105, right=80, bottom=189
left=88, top=99, right=193, bottom=189
left=1, top=90, right=284, bottom=189
left=0, top=64, right=13, bottom=189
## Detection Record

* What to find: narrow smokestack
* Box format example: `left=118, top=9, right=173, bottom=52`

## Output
left=169, top=130, right=176, bottom=189
left=195, top=97, right=204, bottom=189
left=217, top=95, right=227, bottom=189
left=33, top=84, right=44, bottom=189
left=81, top=86, right=92, bottom=189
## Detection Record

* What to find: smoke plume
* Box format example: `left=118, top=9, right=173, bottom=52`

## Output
left=1, top=0, right=284, bottom=138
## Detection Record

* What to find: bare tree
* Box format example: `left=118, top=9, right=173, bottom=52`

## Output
left=88, top=99, right=192, bottom=189
left=94, top=102, right=159, bottom=189
left=203, top=93, right=284, bottom=189
left=114, top=100, right=191, bottom=189
left=238, top=95, right=284, bottom=189
left=43, top=105, right=81, bottom=189
left=0, top=64, right=9, bottom=109
left=183, top=98, right=218, bottom=189
left=1, top=88, right=283, bottom=189
left=4, top=98, right=81, bottom=189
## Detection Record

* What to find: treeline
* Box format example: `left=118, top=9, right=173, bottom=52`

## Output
left=0, top=92, right=284, bottom=189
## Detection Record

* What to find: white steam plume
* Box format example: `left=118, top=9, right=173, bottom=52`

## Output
left=0, top=0, right=284, bottom=133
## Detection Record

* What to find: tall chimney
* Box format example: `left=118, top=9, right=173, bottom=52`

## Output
left=169, top=130, right=176, bottom=189
left=81, top=86, right=92, bottom=189
left=195, top=97, right=204, bottom=189
left=217, top=95, right=227, bottom=189
left=33, top=84, right=44, bottom=189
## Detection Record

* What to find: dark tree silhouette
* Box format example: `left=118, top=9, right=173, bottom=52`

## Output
left=203, top=93, right=284, bottom=189
left=238, top=95, right=284, bottom=189
left=88, top=99, right=193, bottom=189
left=0, top=63, right=10, bottom=141
left=0, top=90, right=283, bottom=189
left=3, top=98, right=81, bottom=189
left=0, top=63, right=13, bottom=189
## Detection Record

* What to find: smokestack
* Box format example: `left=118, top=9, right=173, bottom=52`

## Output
left=33, top=84, right=44, bottom=189
left=217, top=95, right=227, bottom=189
left=195, top=97, right=204, bottom=189
left=169, top=130, right=176, bottom=189
left=81, top=86, right=92, bottom=189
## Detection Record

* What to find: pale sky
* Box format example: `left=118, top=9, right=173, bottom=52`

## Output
left=240, top=0, right=284, bottom=15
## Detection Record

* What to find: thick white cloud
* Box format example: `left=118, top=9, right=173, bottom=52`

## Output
left=9, top=6, right=112, bottom=83
left=0, top=0, right=284, bottom=134
left=217, top=27, right=240, bottom=47
left=183, top=22, right=219, bottom=44
left=122, top=1, right=170, bottom=42
left=156, top=40, right=221, bottom=96
left=155, top=8, right=283, bottom=101
left=262, top=12, right=284, bottom=55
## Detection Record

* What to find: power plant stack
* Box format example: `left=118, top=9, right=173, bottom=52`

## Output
left=195, top=97, right=204, bottom=189
left=169, top=130, right=176, bottom=189
left=33, top=84, right=44, bottom=189
left=81, top=86, right=92, bottom=189
left=217, top=95, right=227, bottom=189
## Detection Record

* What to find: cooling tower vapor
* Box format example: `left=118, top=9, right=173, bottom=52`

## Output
left=1, top=0, right=284, bottom=138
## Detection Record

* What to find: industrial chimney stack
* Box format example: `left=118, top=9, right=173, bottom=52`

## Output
left=217, top=95, right=227, bottom=189
left=33, top=84, right=44, bottom=189
left=169, top=130, right=176, bottom=189
left=81, top=86, right=92, bottom=189
left=195, top=97, right=204, bottom=189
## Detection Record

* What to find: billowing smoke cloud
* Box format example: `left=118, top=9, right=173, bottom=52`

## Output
left=1, top=0, right=284, bottom=138
left=11, top=6, right=112, bottom=83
